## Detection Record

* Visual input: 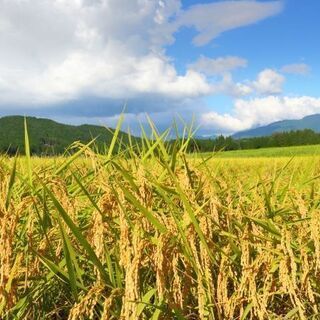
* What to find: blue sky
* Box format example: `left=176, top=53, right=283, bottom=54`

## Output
left=0, top=0, right=319, bottom=135
left=168, top=0, right=320, bottom=109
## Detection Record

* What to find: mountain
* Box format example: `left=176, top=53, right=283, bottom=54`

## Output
left=233, top=114, right=320, bottom=139
left=0, top=115, right=134, bottom=155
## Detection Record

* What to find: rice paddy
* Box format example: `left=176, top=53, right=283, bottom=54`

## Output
left=199, top=143, right=320, bottom=158
left=1, top=121, right=320, bottom=319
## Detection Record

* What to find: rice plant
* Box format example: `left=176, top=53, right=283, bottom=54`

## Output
left=1, top=118, right=320, bottom=319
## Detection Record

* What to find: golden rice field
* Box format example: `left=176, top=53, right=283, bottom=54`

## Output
left=1, top=126, right=320, bottom=319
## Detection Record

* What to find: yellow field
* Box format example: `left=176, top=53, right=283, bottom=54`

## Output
left=1, top=141, right=320, bottom=319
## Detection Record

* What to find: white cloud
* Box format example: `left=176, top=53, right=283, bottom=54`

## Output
left=212, top=73, right=253, bottom=97
left=201, top=112, right=250, bottom=134
left=201, top=96, right=320, bottom=134
left=188, top=62, right=287, bottom=99
left=252, top=69, right=285, bottom=95
left=281, top=63, right=311, bottom=75
left=174, top=0, right=283, bottom=46
left=0, top=0, right=283, bottom=112
left=189, top=55, right=247, bottom=76
left=0, top=0, right=198, bottom=106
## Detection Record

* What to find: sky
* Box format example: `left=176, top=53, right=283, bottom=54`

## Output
left=0, top=0, right=319, bottom=135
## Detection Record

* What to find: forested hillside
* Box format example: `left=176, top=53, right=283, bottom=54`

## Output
left=0, top=116, right=132, bottom=155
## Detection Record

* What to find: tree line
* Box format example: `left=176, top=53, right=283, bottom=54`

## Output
left=188, top=129, right=320, bottom=152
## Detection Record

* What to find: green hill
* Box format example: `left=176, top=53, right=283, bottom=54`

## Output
left=233, top=114, right=320, bottom=138
left=0, top=116, right=133, bottom=155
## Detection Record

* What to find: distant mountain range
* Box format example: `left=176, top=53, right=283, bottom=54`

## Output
left=233, top=114, right=320, bottom=139
left=0, top=115, right=133, bottom=155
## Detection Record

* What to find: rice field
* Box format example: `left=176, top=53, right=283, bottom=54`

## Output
left=1, top=122, right=320, bottom=319
left=199, top=143, right=320, bottom=158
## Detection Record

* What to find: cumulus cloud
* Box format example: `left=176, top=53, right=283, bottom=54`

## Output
left=281, top=63, right=311, bottom=75
left=188, top=61, right=287, bottom=98
left=201, top=96, right=320, bottom=134
left=188, top=56, right=254, bottom=98
left=0, top=0, right=205, bottom=106
left=211, top=73, right=253, bottom=97
left=252, top=69, right=285, bottom=95
left=0, top=0, right=283, bottom=115
left=200, top=67, right=285, bottom=99
left=189, top=55, right=247, bottom=76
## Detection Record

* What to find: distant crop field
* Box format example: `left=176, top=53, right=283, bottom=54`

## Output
left=198, top=143, right=320, bottom=158
left=1, top=127, right=320, bottom=319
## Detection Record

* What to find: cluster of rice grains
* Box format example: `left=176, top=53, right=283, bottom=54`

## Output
left=1, top=133, right=320, bottom=319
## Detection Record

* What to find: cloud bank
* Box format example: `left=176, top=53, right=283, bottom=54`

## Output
left=0, top=0, right=283, bottom=111
left=3, top=0, right=314, bottom=136
left=201, top=96, right=320, bottom=134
